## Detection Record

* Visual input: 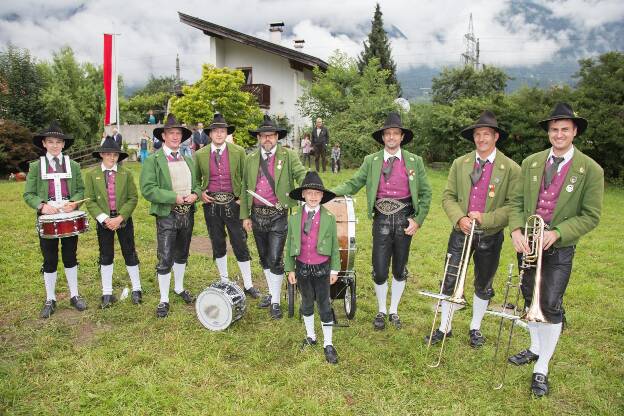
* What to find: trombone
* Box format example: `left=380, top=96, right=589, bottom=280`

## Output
left=485, top=214, right=549, bottom=389
left=419, top=219, right=476, bottom=367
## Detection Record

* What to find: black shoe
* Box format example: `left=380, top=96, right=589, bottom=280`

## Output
left=269, top=303, right=283, bottom=319
left=424, top=329, right=453, bottom=345
left=301, top=337, right=318, bottom=349
left=324, top=345, right=338, bottom=364
left=373, top=312, right=386, bottom=330
left=531, top=372, right=549, bottom=397
left=469, top=329, right=486, bottom=348
left=40, top=299, right=56, bottom=319
left=244, top=286, right=261, bottom=299
left=258, top=294, right=272, bottom=308
left=388, top=313, right=402, bottom=329
left=156, top=302, right=169, bottom=318
left=508, top=349, right=539, bottom=366
left=100, top=294, right=117, bottom=309
left=131, top=290, right=142, bottom=305
left=70, top=295, right=87, bottom=311
left=176, top=290, right=195, bottom=304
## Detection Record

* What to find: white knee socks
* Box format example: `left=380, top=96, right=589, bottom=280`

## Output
left=101, top=264, right=114, bottom=295
left=374, top=282, right=388, bottom=314
left=43, top=272, right=57, bottom=301
left=237, top=260, right=253, bottom=290
left=470, top=294, right=489, bottom=330
left=389, top=278, right=406, bottom=315
left=126, top=265, right=142, bottom=292
left=65, top=266, right=79, bottom=298
left=534, top=322, right=562, bottom=375
left=158, top=272, right=171, bottom=303
left=172, top=262, right=186, bottom=293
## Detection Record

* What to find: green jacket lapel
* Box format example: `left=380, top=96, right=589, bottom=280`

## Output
left=226, top=143, right=238, bottom=179
left=528, top=151, right=549, bottom=212
left=274, top=145, right=285, bottom=187
left=485, top=152, right=509, bottom=212
left=155, top=149, right=173, bottom=191
left=370, top=150, right=383, bottom=202
left=248, top=151, right=260, bottom=192
left=460, top=152, right=475, bottom=212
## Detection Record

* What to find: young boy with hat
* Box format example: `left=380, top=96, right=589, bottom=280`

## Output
left=284, top=171, right=340, bottom=364
left=23, top=120, right=87, bottom=318
left=84, top=136, right=143, bottom=308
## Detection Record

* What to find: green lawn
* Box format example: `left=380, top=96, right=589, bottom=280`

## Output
left=1, top=163, right=622, bottom=415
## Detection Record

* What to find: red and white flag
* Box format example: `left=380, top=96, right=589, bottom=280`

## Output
left=103, top=33, right=118, bottom=125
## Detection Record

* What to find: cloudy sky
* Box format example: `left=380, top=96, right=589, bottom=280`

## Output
left=1, top=0, right=622, bottom=86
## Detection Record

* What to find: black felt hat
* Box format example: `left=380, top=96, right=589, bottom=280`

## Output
left=33, top=120, right=74, bottom=150
left=204, top=112, right=235, bottom=135
left=538, top=102, right=587, bottom=135
left=289, top=171, right=336, bottom=204
left=249, top=114, right=287, bottom=139
left=92, top=136, right=128, bottom=161
left=372, top=112, right=414, bottom=145
left=153, top=113, right=193, bottom=141
left=460, top=110, right=508, bottom=141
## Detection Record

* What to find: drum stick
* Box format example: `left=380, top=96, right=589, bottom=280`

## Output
left=67, top=198, right=91, bottom=205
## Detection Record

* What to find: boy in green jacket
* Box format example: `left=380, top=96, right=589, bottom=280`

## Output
left=285, top=171, right=340, bottom=364
left=84, top=136, right=142, bottom=308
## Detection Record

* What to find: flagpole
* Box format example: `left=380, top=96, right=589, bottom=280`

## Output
left=114, top=33, right=120, bottom=133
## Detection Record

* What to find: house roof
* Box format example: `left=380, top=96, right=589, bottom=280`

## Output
left=178, top=12, right=328, bottom=71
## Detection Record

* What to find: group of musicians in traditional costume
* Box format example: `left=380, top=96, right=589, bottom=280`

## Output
left=23, top=102, right=603, bottom=394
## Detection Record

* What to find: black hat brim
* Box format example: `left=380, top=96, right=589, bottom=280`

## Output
left=289, top=184, right=336, bottom=205
left=372, top=126, right=414, bottom=145
left=460, top=124, right=508, bottom=142
left=92, top=149, right=129, bottom=162
left=33, top=133, right=74, bottom=150
left=538, top=116, right=587, bottom=135
left=204, top=125, right=235, bottom=136
left=249, top=127, right=288, bottom=140
left=153, top=126, right=193, bottom=141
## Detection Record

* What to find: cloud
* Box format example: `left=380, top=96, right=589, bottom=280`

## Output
left=0, top=0, right=620, bottom=87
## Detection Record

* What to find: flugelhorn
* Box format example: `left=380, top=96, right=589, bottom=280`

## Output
left=419, top=219, right=476, bottom=368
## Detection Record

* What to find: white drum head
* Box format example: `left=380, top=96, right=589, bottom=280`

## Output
left=196, top=288, right=233, bottom=331
left=39, top=210, right=86, bottom=221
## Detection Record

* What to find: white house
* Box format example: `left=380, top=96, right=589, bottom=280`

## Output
left=179, top=12, right=328, bottom=145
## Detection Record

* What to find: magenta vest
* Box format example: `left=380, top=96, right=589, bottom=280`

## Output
left=254, top=154, right=278, bottom=206
left=106, top=170, right=117, bottom=211
left=468, top=160, right=494, bottom=213
left=207, top=147, right=233, bottom=193
left=297, top=210, right=329, bottom=265
left=536, top=159, right=572, bottom=224
left=376, top=157, right=410, bottom=199
left=46, top=159, right=69, bottom=200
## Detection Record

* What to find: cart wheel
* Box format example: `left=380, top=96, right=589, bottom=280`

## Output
left=287, top=281, right=296, bottom=318
left=344, top=278, right=357, bottom=319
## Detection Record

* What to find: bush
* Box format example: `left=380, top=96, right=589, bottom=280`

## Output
left=0, top=119, right=39, bottom=174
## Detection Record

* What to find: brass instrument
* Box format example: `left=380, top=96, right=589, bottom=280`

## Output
left=485, top=214, right=548, bottom=389
left=419, top=219, right=476, bottom=368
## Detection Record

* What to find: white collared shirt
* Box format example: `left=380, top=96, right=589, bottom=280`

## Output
left=261, top=146, right=277, bottom=160
left=100, top=163, right=118, bottom=172
left=46, top=152, right=64, bottom=167
left=383, top=149, right=402, bottom=162
left=547, top=146, right=574, bottom=172
left=211, top=143, right=226, bottom=153
left=162, top=144, right=181, bottom=158
left=475, top=148, right=497, bottom=164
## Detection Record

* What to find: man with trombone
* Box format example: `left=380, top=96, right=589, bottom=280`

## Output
left=508, top=103, right=603, bottom=397
left=424, top=111, right=520, bottom=349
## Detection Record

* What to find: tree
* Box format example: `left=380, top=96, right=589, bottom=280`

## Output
left=169, top=64, right=263, bottom=148
left=574, top=51, right=624, bottom=179
left=120, top=75, right=182, bottom=123
left=299, top=54, right=400, bottom=166
left=357, top=3, right=401, bottom=96
left=0, top=45, right=46, bottom=130
left=431, top=65, right=510, bottom=105
left=0, top=119, right=39, bottom=174
left=38, top=47, right=105, bottom=147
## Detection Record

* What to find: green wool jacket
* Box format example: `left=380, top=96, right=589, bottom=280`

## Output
left=284, top=206, right=341, bottom=273
left=508, top=146, right=603, bottom=247
left=193, top=142, right=246, bottom=197
left=331, top=148, right=432, bottom=226
left=442, top=150, right=521, bottom=236
left=23, top=157, right=85, bottom=210
left=84, top=165, right=138, bottom=221
left=239, top=145, right=308, bottom=219
left=139, top=148, right=201, bottom=217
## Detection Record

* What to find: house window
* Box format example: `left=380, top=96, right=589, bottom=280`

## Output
left=238, top=67, right=252, bottom=84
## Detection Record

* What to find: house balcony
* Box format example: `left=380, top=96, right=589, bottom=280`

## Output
left=241, top=84, right=271, bottom=109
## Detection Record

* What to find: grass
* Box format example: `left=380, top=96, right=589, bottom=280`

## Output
left=0, top=163, right=622, bottom=415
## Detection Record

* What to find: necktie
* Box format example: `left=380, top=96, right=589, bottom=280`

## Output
left=304, top=210, right=316, bottom=235
left=215, top=148, right=221, bottom=166
left=382, top=156, right=397, bottom=181
left=470, top=158, right=488, bottom=185
left=52, top=156, right=61, bottom=173
left=544, top=156, right=565, bottom=189
left=171, top=151, right=179, bottom=161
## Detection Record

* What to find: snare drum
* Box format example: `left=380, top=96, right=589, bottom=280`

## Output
left=323, top=195, right=356, bottom=271
left=37, top=210, right=89, bottom=239
left=196, top=281, right=247, bottom=331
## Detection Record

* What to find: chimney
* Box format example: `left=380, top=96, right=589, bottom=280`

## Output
left=294, top=39, right=305, bottom=49
left=269, top=22, right=284, bottom=44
